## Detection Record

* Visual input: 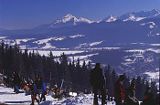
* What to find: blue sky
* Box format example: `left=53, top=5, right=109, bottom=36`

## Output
left=0, top=0, right=160, bottom=29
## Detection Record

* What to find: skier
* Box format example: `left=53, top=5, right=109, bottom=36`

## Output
left=141, top=87, right=156, bottom=105
left=126, top=79, right=139, bottom=105
left=114, top=74, right=126, bottom=105
left=40, top=81, right=47, bottom=102
left=30, top=80, right=40, bottom=105
left=12, top=72, right=21, bottom=93
left=90, top=63, right=106, bottom=105
left=34, top=75, right=42, bottom=98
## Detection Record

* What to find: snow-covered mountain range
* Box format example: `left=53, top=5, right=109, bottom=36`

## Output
left=0, top=9, right=159, bottom=49
left=0, top=9, right=159, bottom=81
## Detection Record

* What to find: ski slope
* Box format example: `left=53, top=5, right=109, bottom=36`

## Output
left=0, top=85, right=116, bottom=105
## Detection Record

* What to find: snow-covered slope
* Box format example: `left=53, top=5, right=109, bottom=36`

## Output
left=0, top=86, right=115, bottom=105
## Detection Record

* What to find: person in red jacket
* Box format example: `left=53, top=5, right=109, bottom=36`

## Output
left=115, top=75, right=126, bottom=105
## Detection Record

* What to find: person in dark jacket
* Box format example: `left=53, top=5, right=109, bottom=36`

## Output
left=114, top=75, right=126, bottom=105
left=40, top=81, right=47, bottom=102
left=34, top=75, right=47, bottom=102
left=30, top=81, right=40, bottom=105
left=90, top=63, right=106, bottom=105
left=141, top=87, right=156, bottom=105
left=35, top=76, right=42, bottom=92
left=34, top=75, right=42, bottom=99
left=126, top=79, right=139, bottom=105
left=12, top=72, right=21, bottom=93
left=155, top=93, right=159, bottom=105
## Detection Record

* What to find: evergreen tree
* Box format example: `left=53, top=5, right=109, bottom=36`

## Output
left=0, top=42, right=158, bottom=96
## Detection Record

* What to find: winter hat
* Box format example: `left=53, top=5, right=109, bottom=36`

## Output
left=119, top=75, right=125, bottom=81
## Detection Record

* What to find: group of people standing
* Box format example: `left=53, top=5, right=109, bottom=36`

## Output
left=30, top=75, right=47, bottom=105
left=11, top=72, right=47, bottom=105
left=115, top=75, right=139, bottom=105
left=2, top=63, right=158, bottom=105
left=90, top=63, right=159, bottom=105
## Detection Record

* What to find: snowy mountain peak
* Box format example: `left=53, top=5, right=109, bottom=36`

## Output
left=119, top=9, right=160, bottom=22
left=64, top=13, right=75, bottom=18
left=151, top=9, right=160, bottom=14
left=78, top=17, right=94, bottom=23
left=54, top=14, right=78, bottom=24
left=140, top=9, right=160, bottom=17
left=123, top=14, right=145, bottom=21
left=63, top=14, right=78, bottom=22
left=54, top=14, right=93, bottom=25
left=104, top=15, right=117, bottom=22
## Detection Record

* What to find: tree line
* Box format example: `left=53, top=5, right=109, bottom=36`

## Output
left=0, top=41, right=158, bottom=99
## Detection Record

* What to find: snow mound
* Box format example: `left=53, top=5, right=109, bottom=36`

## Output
left=46, top=94, right=115, bottom=105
